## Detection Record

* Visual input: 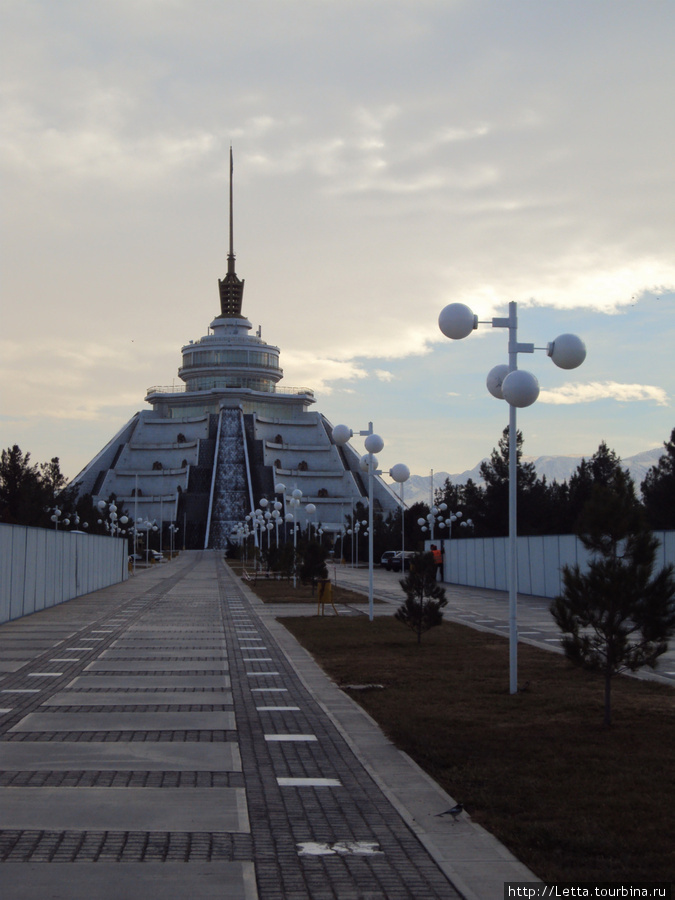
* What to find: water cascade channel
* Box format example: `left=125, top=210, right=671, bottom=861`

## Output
left=207, top=408, right=250, bottom=549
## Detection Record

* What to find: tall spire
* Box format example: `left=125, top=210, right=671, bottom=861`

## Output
left=218, top=145, right=245, bottom=317
left=228, top=145, right=235, bottom=270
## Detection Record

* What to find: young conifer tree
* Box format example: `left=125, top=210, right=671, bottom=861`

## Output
left=550, top=468, right=675, bottom=726
left=299, top=540, right=328, bottom=588
left=395, top=552, right=448, bottom=643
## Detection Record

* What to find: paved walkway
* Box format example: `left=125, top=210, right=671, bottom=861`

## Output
left=0, top=551, right=538, bottom=899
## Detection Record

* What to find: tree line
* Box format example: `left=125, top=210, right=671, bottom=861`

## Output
left=431, top=425, right=675, bottom=538
left=347, top=425, right=675, bottom=564
left=0, top=445, right=110, bottom=534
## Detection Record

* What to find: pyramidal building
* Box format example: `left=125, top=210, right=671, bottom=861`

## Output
left=71, top=154, right=401, bottom=548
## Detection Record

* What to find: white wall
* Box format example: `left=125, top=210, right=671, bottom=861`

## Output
left=0, top=525, right=128, bottom=624
left=440, top=531, right=675, bottom=598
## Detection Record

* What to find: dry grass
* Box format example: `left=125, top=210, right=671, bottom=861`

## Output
left=279, top=614, right=675, bottom=884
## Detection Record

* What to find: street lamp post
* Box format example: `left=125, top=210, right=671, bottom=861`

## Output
left=258, top=499, right=270, bottom=553
left=305, top=503, right=316, bottom=541
left=439, top=300, right=586, bottom=693
left=333, top=422, right=407, bottom=622
left=273, top=482, right=286, bottom=548
left=49, top=505, right=90, bottom=532
left=348, top=518, right=366, bottom=569
left=97, top=500, right=129, bottom=538
left=168, top=523, right=179, bottom=559
left=333, top=422, right=381, bottom=621
left=271, top=505, right=282, bottom=545
left=288, top=487, right=304, bottom=588
left=389, top=463, right=410, bottom=571
left=136, top=517, right=158, bottom=563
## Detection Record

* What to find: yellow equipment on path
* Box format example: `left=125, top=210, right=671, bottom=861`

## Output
left=317, top=579, right=338, bottom=616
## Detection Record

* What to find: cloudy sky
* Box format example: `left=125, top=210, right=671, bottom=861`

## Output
left=2, top=0, right=674, bottom=482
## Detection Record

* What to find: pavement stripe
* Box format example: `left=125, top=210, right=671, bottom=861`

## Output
left=9, top=710, right=236, bottom=732
left=0, top=787, right=249, bottom=832
left=0, top=741, right=241, bottom=771
left=41, top=690, right=233, bottom=706
left=276, top=777, right=341, bottom=787
left=0, top=863, right=258, bottom=900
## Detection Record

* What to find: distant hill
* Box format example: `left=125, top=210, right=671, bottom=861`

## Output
left=397, top=447, right=665, bottom=508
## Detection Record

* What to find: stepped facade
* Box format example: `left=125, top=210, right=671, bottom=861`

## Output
left=71, top=156, right=401, bottom=548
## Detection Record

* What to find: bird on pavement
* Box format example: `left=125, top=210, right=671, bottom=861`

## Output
left=435, top=802, right=464, bottom=823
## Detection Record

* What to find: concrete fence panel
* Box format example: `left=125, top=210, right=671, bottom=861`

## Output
left=10, top=527, right=28, bottom=620
left=472, top=540, right=485, bottom=588
left=0, top=524, right=128, bottom=625
left=482, top=539, right=496, bottom=589
left=517, top=540, right=531, bottom=595
left=441, top=531, right=675, bottom=599
left=655, top=530, right=675, bottom=571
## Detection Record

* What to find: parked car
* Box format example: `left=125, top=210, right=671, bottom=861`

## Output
left=380, top=550, right=397, bottom=568
left=129, top=550, right=164, bottom=563
left=389, top=550, right=416, bottom=572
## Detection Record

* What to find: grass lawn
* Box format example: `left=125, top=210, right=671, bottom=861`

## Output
left=227, top=561, right=372, bottom=606
left=276, top=613, right=674, bottom=884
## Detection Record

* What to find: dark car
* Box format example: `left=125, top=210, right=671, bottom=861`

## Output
left=380, top=551, right=397, bottom=568
left=389, top=551, right=415, bottom=572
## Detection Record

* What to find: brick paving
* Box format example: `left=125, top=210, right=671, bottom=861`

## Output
left=0, top=551, right=463, bottom=899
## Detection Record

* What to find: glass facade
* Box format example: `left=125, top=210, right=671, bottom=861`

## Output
left=168, top=400, right=303, bottom=420
left=188, top=376, right=274, bottom=392
left=182, top=348, right=280, bottom=369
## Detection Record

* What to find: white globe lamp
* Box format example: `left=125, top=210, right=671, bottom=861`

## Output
left=501, top=370, right=540, bottom=408
left=332, top=424, right=352, bottom=445
left=486, top=364, right=510, bottom=400
left=364, top=432, right=384, bottom=454
left=438, top=303, right=478, bottom=340
left=389, top=463, right=410, bottom=484
left=547, top=333, right=586, bottom=370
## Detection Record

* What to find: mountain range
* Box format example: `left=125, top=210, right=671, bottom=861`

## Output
left=398, top=447, right=665, bottom=508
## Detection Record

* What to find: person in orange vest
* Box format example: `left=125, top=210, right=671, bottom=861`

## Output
left=430, top=544, right=443, bottom=581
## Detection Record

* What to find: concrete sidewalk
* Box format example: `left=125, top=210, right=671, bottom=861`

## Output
left=0, top=551, right=538, bottom=899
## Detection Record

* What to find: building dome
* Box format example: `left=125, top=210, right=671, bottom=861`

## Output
left=177, top=315, right=283, bottom=395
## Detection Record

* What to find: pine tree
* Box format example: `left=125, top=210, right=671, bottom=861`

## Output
left=479, top=426, right=540, bottom=536
left=550, top=468, right=675, bottom=726
left=641, top=427, right=675, bottom=529
left=0, top=446, right=79, bottom=529
left=566, top=441, right=629, bottom=530
left=395, top=552, right=448, bottom=643
left=0, top=445, right=59, bottom=526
